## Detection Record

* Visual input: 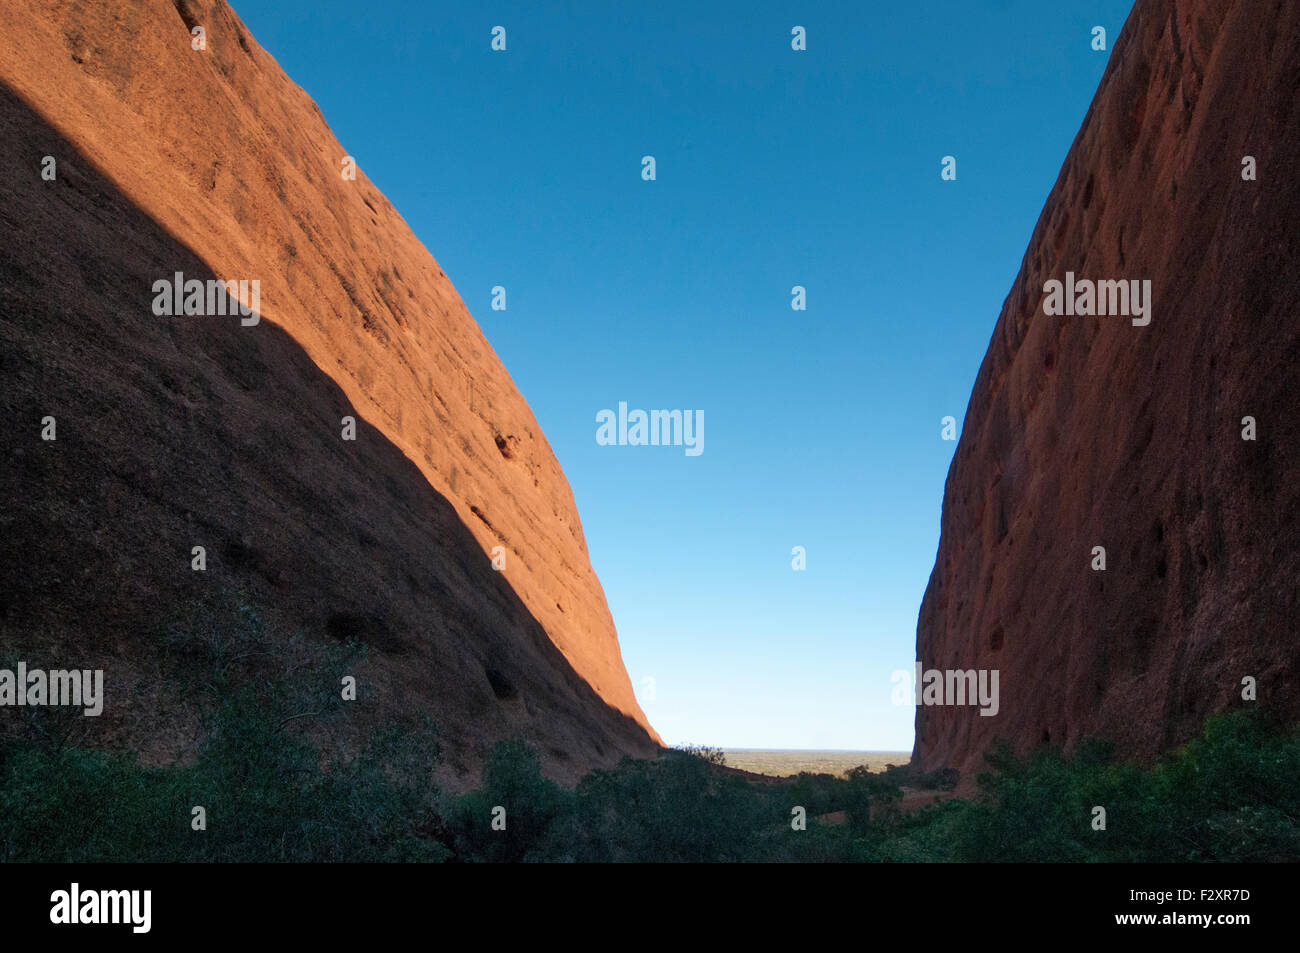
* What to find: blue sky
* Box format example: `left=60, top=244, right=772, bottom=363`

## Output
left=234, top=0, right=1134, bottom=750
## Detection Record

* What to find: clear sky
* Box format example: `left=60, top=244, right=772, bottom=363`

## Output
left=233, top=0, right=1134, bottom=751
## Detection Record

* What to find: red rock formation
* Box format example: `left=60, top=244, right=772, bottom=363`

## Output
left=914, top=0, right=1300, bottom=782
left=0, top=0, right=659, bottom=784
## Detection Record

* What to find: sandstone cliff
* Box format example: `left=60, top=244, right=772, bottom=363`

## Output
left=914, top=0, right=1299, bottom=782
left=0, top=0, right=659, bottom=783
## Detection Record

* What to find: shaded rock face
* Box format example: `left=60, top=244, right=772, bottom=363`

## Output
left=0, top=0, right=659, bottom=784
left=915, top=0, right=1300, bottom=782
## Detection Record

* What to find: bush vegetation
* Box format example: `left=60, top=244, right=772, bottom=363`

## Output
left=3, top=614, right=1297, bottom=862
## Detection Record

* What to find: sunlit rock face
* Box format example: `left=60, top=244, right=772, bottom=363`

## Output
left=0, top=0, right=660, bottom=787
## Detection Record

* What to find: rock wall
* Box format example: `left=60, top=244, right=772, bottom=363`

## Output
left=914, top=0, right=1299, bottom=781
left=0, top=0, right=660, bottom=785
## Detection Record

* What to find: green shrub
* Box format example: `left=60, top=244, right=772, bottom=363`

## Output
left=446, top=739, right=570, bottom=862
left=3, top=606, right=1297, bottom=867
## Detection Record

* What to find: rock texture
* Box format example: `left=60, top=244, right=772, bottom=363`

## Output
left=0, top=0, right=659, bottom=784
left=915, top=0, right=1300, bottom=782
